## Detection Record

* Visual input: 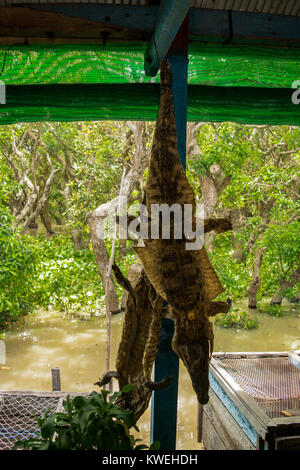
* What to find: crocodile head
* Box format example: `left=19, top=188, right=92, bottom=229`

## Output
left=172, top=314, right=213, bottom=405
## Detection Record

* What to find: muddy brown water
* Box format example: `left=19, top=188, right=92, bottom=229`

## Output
left=0, top=299, right=299, bottom=450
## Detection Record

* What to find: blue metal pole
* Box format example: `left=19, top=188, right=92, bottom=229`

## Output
left=150, top=17, right=189, bottom=451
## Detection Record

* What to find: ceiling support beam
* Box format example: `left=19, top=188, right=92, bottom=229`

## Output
left=144, top=0, right=192, bottom=76
left=4, top=5, right=300, bottom=47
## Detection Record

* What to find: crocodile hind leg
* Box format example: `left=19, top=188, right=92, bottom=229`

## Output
left=207, top=298, right=232, bottom=316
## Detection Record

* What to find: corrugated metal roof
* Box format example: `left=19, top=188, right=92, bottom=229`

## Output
left=191, top=0, right=300, bottom=16
left=0, top=0, right=300, bottom=17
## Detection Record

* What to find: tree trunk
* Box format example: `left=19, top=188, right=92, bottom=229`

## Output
left=40, top=200, right=55, bottom=235
left=231, top=209, right=247, bottom=264
left=271, top=267, right=300, bottom=305
left=87, top=122, right=151, bottom=315
left=88, top=216, right=120, bottom=314
left=248, top=246, right=265, bottom=309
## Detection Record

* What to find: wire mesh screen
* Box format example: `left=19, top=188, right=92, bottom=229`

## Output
left=0, top=392, right=67, bottom=450
left=216, top=356, right=300, bottom=419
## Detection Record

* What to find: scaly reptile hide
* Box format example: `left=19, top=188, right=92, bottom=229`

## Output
left=134, top=60, right=231, bottom=404
left=96, top=265, right=171, bottom=420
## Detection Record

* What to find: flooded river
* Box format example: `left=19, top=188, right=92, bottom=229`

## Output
left=0, top=299, right=299, bottom=450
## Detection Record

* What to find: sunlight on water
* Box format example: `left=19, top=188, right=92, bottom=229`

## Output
left=0, top=300, right=299, bottom=450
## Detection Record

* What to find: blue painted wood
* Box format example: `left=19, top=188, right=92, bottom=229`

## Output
left=190, top=9, right=300, bottom=45
left=27, top=4, right=157, bottom=33
left=189, top=8, right=229, bottom=43
left=209, top=371, right=258, bottom=447
left=231, top=11, right=300, bottom=45
left=150, top=318, right=179, bottom=450
left=168, top=55, right=188, bottom=171
left=150, top=17, right=189, bottom=450
left=288, top=351, right=300, bottom=369
left=27, top=5, right=300, bottom=47
left=144, top=0, right=192, bottom=76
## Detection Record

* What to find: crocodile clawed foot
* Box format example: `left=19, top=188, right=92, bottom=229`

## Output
left=94, top=370, right=121, bottom=387
left=145, top=375, right=173, bottom=391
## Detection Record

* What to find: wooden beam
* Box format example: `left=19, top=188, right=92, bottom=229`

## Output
left=189, top=9, right=300, bottom=46
left=0, top=6, right=151, bottom=44
left=51, top=367, right=61, bottom=392
left=231, top=10, right=300, bottom=46
left=23, top=4, right=157, bottom=34
left=3, top=5, right=300, bottom=48
left=144, top=0, right=192, bottom=76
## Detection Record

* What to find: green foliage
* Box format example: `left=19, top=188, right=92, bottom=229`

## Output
left=188, top=123, right=255, bottom=181
left=0, top=208, right=38, bottom=329
left=32, top=235, right=106, bottom=316
left=65, top=121, right=127, bottom=232
left=259, top=303, right=284, bottom=318
left=13, top=386, right=159, bottom=451
left=31, top=236, right=135, bottom=318
left=0, top=227, right=137, bottom=330
left=214, top=308, right=259, bottom=330
left=188, top=123, right=300, bottom=306
left=1, top=121, right=299, bottom=330
left=260, top=219, right=300, bottom=298
left=210, top=232, right=250, bottom=300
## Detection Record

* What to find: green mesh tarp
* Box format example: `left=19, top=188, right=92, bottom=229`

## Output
left=0, top=42, right=299, bottom=124
left=2, top=84, right=299, bottom=125
left=1, top=43, right=299, bottom=87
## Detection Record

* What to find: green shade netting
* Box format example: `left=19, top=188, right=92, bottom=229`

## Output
left=0, top=42, right=299, bottom=124
left=1, top=42, right=299, bottom=87
left=2, top=84, right=299, bottom=125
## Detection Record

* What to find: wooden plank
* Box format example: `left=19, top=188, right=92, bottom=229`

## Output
left=25, top=4, right=157, bottom=33
left=288, top=350, right=300, bottom=369
left=275, top=436, right=300, bottom=450
left=190, top=9, right=300, bottom=46
left=0, top=6, right=151, bottom=43
left=189, top=8, right=228, bottom=42
left=210, top=358, right=271, bottom=437
left=51, top=367, right=61, bottom=392
left=209, top=369, right=261, bottom=445
left=202, top=388, right=256, bottom=450
left=202, top=407, right=227, bottom=450
left=197, top=402, right=203, bottom=442
left=231, top=10, right=300, bottom=46
left=8, top=5, right=300, bottom=47
left=212, top=351, right=290, bottom=359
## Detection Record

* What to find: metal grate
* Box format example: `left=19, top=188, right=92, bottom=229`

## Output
left=0, top=391, right=90, bottom=450
left=0, top=393, right=63, bottom=450
left=216, top=357, right=300, bottom=419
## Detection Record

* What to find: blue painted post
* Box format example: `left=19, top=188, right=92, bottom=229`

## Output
left=150, top=17, right=189, bottom=451
left=144, top=0, right=193, bottom=77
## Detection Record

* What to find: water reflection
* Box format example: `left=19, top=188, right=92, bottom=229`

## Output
left=0, top=300, right=299, bottom=450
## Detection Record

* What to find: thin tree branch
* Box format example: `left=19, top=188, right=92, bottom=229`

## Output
left=104, top=167, right=126, bottom=393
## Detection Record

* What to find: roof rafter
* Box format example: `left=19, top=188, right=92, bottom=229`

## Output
left=144, top=0, right=193, bottom=76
